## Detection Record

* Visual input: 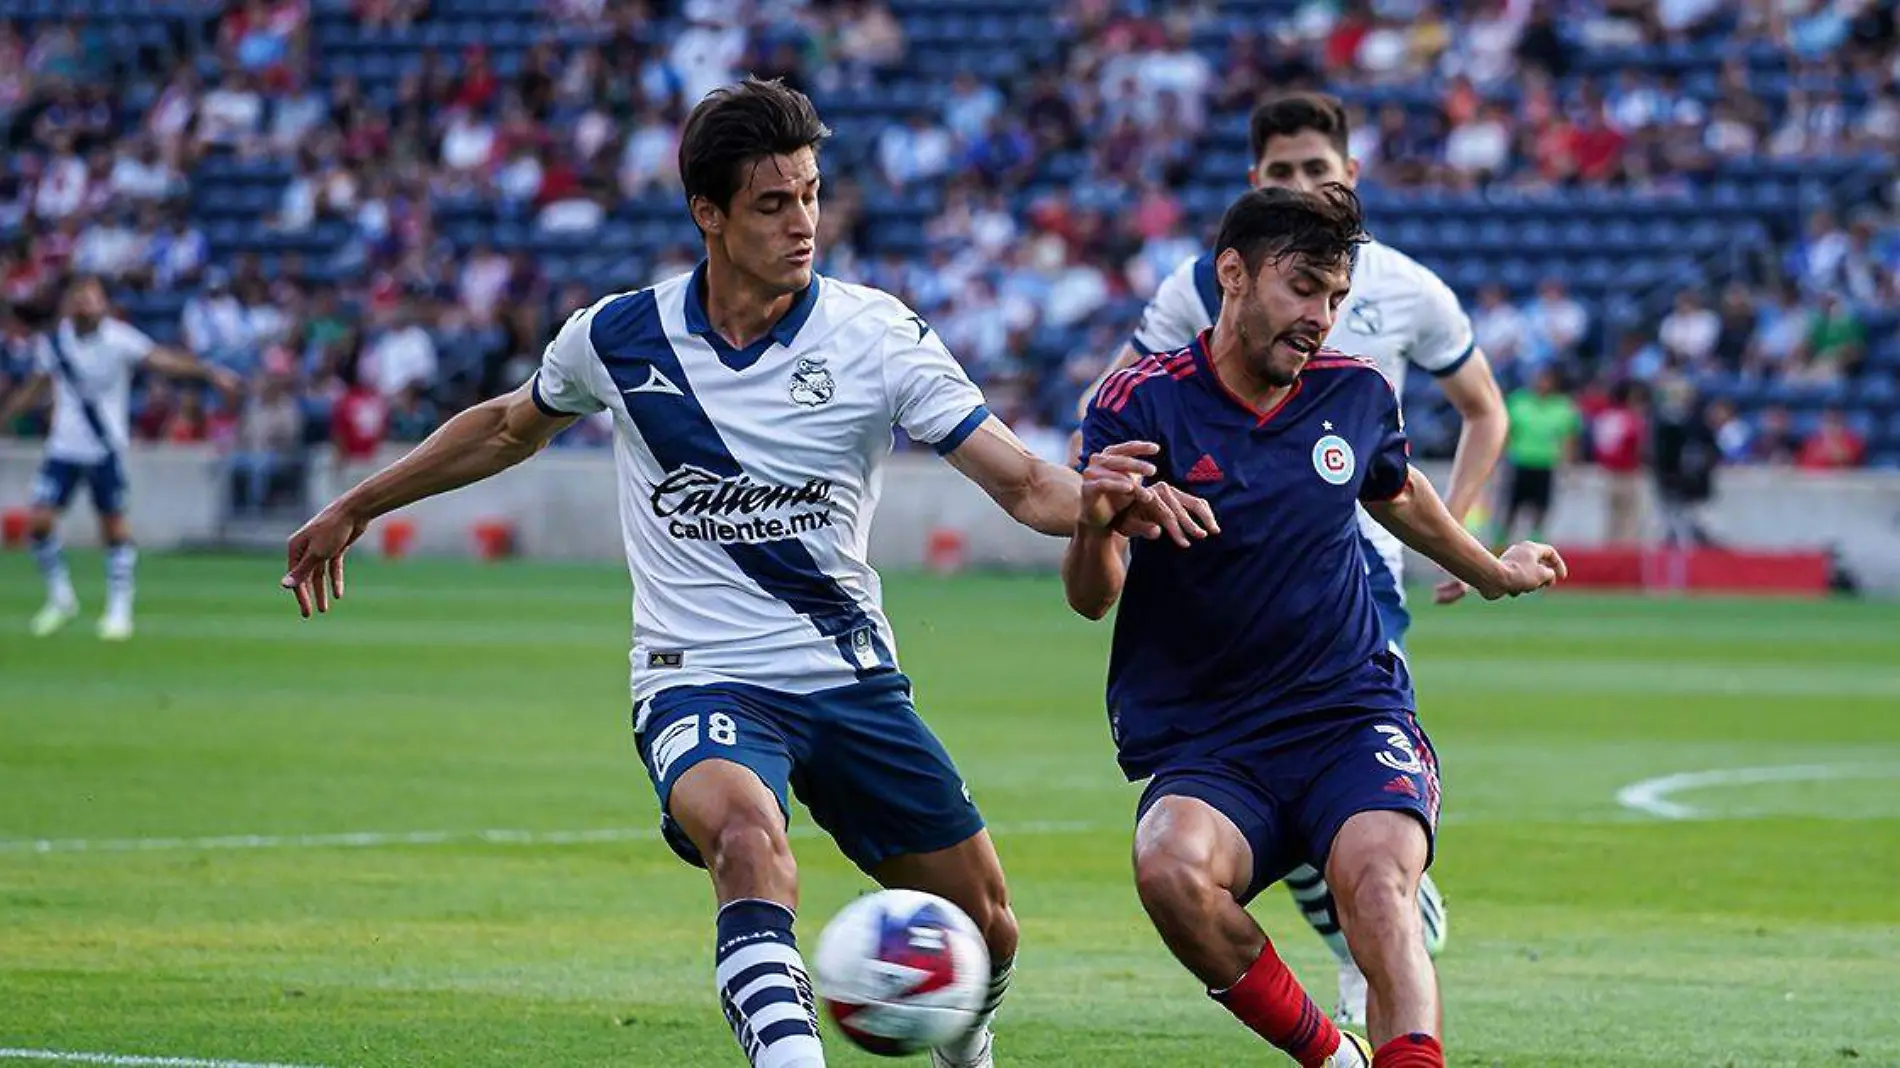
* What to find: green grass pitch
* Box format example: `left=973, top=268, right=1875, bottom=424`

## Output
left=2, top=552, right=1898, bottom=1067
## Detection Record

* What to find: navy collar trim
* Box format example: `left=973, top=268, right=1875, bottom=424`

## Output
left=683, top=261, right=820, bottom=371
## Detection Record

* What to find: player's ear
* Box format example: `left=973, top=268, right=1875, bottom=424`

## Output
left=1344, top=156, right=1361, bottom=185
left=1215, top=248, right=1249, bottom=295
left=691, top=195, right=724, bottom=237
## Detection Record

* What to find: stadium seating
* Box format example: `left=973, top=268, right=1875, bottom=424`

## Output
left=2, top=0, right=1894, bottom=465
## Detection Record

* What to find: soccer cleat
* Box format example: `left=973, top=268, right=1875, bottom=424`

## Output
left=97, top=610, right=134, bottom=642
left=930, top=1027, right=993, bottom=1068
left=1328, top=1030, right=1373, bottom=1067
left=30, top=598, right=78, bottom=637
left=1334, top=959, right=1369, bottom=1028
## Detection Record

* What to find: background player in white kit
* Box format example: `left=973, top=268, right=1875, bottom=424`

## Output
left=1076, top=91, right=1509, bottom=1027
left=281, top=79, right=1211, bottom=1068
left=0, top=275, right=236, bottom=640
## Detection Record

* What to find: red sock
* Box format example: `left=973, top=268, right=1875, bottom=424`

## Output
left=1208, top=940, right=1341, bottom=1068
left=1373, top=1033, right=1444, bottom=1068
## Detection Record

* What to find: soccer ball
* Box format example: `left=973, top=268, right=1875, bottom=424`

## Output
left=812, top=889, right=990, bottom=1057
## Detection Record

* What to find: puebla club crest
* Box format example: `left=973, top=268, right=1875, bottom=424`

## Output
left=789, top=357, right=835, bottom=407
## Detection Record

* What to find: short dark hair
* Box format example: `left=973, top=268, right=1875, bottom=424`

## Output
left=678, top=78, right=831, bottom=215
left=1214, top=184, right=1369, bottom=277
left=1249, top=91, right=1351, bottom=161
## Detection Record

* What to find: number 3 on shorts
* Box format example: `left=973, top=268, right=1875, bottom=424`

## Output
left=1373, top=723, right=1422, bottom=774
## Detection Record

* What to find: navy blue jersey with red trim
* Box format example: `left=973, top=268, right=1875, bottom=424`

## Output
left=1079, top=330, right=1418, bottom=780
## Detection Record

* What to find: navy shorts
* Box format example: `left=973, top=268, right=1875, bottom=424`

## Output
left=33, top=456, right=126, bottom=516
left=633, top=673, right=986, bottom=874
left=1137, top=711, right=1442, bottom=905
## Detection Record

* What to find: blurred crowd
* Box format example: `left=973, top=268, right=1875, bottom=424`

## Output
left=0, top=0, right=1896, bottom=521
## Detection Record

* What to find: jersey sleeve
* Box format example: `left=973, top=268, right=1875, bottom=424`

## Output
left=1078, top=367, right=1157, bottom=473
left=881, top=307, right=989, bottom=455
left=531, top=303, right=609, bottom=416
left=1360, top=376, right=1412, bottom=502
left=1405, top=265, right=1477, bottom=378
left=104, top=320, right=157, bottom=366
left=1130, top=256, right=1212, bottom=356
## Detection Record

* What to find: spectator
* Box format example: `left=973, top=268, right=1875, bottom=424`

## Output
left=1591, top=380, right=1649, bottom=545
left=1527, top=278, right=1589, bottom=365
left=1472, top=283, right=1531, bottom=368
left=230, top=372, right=305, bottom=514
left=197, top=72, right=265, bottom=151
left=1751, top=405, right=1801, bottom=464
left=878, top=111, right=955, bottom=189
left=1797, top=406, right=1869, bottom=469
left=1707, top=398, right=1753, bottom=463
left=359, top=301, right=438, bottom=398
left=1658, top=288, right=1721, bottom=367
left=1797, top=293, right=1867, bottom=381
left=331, top=345, right=390, bottom=467
left=1650, top=377, right=1720, bottom=547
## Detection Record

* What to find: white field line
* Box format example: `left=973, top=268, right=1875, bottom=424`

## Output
left=0, top=1050, right=333, bottom=1068
left=1614, top=763, right=1900, bottom=820
left=0, top=819, right=1104, bottom=856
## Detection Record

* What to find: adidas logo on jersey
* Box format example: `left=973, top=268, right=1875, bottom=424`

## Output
left=1185, top=454, right=1224, bottom=484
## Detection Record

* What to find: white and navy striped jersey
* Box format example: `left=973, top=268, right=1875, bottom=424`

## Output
left=1127, top=239, right=1476, bottom=589
left=35, top=317, right=154, bottom=465
left=532, top=266, right=989, bottom=708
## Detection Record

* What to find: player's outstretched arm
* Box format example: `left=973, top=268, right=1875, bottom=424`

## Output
left=1364, top=465, right=1566, bottom=601
left=280, top=381, right=576, bottom=617
left=945, top=416, right=1087, bottom=536
left=143, top=345, right=242, bottom=395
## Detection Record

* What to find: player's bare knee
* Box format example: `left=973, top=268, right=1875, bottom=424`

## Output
left=1333, top=856, right=1415, bottom=935
left=1133, top=845, right=1221, bottom=922
left=706, top=813, right=796, bottom=900
left=970, top=898, right=1019, bottom=963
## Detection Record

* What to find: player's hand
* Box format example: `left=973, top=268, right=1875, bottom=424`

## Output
left=1080, top=441, right=1166, bottom=532
left=1488, top=541, right=1567, bottom=599
left=1065, top=428, right=1085, bottom=469
left=1115, top=482, right=1219, bottom=548
left=281, top=505, right=369, bottom=617
left=1432, top=577, right=1469, bottom=605
left=209, top=367, right=243, bottom=396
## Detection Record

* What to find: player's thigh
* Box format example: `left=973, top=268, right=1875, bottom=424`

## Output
left=789, top=674, right=985, bottom=875
left=30, top=458, right=81, bottom=516
left=634, top=684, right=797, bottom=869
left=1294, top=713, right=1441, bottom=883
left=1135, top=764, right=1288, bottom=905
left=88, top=459, right=129, bottom=528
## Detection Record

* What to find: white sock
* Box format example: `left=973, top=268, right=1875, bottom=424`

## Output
left=937, top=955, right=1012, bottom=1062
left=716, top=899, right=825, bottom=1068
left=104, top=542, right=137, bottom=618
left=1285, top=865, right=1354, bottom=963
left=33, top=532, right=74, bottom=606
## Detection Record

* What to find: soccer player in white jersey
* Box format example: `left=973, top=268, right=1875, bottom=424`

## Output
left=0, top=275, right=236, bottom=640
left=1077, top=91, right=1509, bottom=1027
left=280, top=79, right=1211, bottom=1068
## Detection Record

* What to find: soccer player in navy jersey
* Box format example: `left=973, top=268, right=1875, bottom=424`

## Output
left=1065, top=186, right=1563, bottom=1068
